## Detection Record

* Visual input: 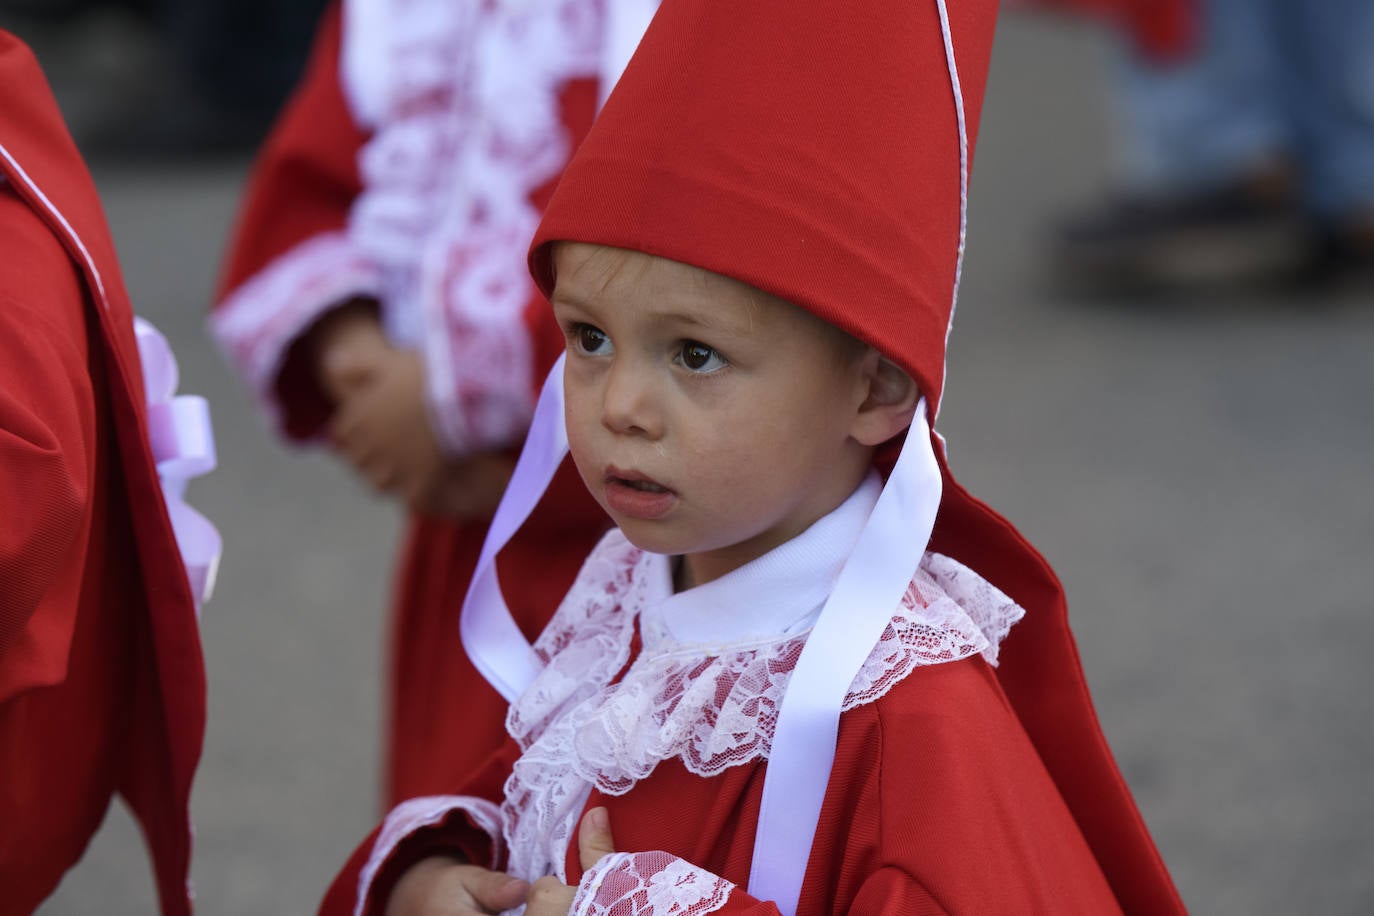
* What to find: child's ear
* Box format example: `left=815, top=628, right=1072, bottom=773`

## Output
left=850, top=349, right=920, bottom=447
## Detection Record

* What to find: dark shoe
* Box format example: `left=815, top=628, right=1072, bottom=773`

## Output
left=1050, top=167, right=1307, bottom=296
left=1297, top=216, right=1374, bottom=293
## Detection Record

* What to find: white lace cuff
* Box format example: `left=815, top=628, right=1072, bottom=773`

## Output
left=572, top=852, right=736, bottom=916
left=354, top=795, right=504, bottom=916
left=211, top=231, right=385, bottom=437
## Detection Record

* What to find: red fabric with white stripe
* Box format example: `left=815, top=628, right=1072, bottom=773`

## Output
left=0, top=31, right=205, bottom=916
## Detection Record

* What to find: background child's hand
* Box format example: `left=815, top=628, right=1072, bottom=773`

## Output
left=385, top=855, right=529, bottom=916
left=308, top=299, right=517, bottom=516
left=328, top=345, right=448, bottom=506
left=524, top=807, right=617, bottom=916
left=412, top=450, right=516, bottom=520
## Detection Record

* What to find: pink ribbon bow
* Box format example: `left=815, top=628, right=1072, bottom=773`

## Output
left=134, top=317, right=222, bottom=609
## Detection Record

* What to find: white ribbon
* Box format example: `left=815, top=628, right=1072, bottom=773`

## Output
left=746, top=409, right=941, bottom=913
left=134, top=317, right=222, bottom=609
left=459, top=353, right=569, bottom=701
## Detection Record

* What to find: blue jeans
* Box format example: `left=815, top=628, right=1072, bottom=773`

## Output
left=1114, top=0, right=1374, bottom=220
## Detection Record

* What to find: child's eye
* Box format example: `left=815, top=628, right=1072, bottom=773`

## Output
left=676, top=341, right=727, bottom=373
left=572, top=324, right=613, bottom=356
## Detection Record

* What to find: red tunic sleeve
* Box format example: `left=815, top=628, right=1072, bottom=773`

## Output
left=317, top=737, right=525, bottom=916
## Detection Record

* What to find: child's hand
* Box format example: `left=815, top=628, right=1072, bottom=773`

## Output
left=412, top=451, right=516, bottom=520
left=329, top=346, right=448, bottom=506
left=385, top=856, right=529, bottom=916
left=524, top=807, right=617, bottom=916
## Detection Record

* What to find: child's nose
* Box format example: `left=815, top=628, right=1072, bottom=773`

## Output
left=601, top=359, right=663, bottom=439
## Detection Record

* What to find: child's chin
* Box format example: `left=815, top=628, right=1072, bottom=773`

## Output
left=613, top=521, right=689, bottom=557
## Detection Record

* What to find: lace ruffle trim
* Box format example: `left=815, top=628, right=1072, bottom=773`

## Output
left=498, top=531, right=1026, bottom=883
left=509, top=533, right=1024, bottom=785
left=573, top=852, right=736, bottom=916
left=339, top=0, right=604, bottom=455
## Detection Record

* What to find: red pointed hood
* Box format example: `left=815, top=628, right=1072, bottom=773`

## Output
left=531, top=0, right=998, bottom=419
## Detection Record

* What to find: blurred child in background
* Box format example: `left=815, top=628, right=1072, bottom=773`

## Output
left=213, top=1, right=659, bottom=806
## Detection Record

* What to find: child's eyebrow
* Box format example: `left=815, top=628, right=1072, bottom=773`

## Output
left=654, top=309, right=746, bottom=336
left=552, top=291, right=751, bottom=337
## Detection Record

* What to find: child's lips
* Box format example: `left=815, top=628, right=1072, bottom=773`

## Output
left=603, top=467, right=677, bottom=519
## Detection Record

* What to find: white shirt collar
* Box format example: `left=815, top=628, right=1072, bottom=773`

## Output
left=638, top=472, right=883, bottom=650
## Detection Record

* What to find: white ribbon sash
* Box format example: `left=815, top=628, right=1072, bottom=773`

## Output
left=747, top=408, right=941, bottom=913
left=459, top=353, right=569, bottom=701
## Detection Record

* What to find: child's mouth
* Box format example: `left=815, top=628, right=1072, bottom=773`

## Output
left=604, top=468, right=677, bottom=519
left=620, top=478, right=668, bottom=493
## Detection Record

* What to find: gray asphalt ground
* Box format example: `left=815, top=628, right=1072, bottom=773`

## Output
left=15, top=11, right=1373, bottom=916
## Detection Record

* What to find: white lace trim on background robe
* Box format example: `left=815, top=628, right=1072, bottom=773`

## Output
left=218, top=0, right=650, bottom=454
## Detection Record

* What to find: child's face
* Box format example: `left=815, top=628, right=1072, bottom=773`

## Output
left=551, top=242, right=876, bottom=587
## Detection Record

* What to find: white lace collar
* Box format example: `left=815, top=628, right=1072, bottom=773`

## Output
left=500, top=514, right=1026, bottom=885
left=640, top=474, right=882, bottom=651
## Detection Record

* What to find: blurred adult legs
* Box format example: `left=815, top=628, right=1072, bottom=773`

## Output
left=1274, top=0, right=1374, bottom=225
left=1055, top=0, right=1374, bottom=293
left=1114, top=0, right=1286, bottom=197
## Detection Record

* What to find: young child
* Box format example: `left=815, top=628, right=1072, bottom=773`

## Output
left=0, top=31, right=214, bottom=916
left=212, top=0, right=657, bottom=805
left=321, top=0, right=1186, bottom=912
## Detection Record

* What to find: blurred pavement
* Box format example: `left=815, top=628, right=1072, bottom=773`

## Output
left=22, top=14, right=1374, bottom=916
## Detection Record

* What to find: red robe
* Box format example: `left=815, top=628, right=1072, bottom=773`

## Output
left=0, top=32, right=205, bottom=916
left=321, top=519, right=1183, bottom=915
left=212, top=1, right=607, bottom=805
left=342, top=665, right=1129, bottom=915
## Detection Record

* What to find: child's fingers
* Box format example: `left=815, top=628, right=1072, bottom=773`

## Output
left=462, top=868, right=530, bottom=913
left=524, top=876, right=576, bottom=916
left=578, top=806, right=616, bottom=871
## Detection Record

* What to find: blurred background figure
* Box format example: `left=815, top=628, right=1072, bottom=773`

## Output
left=1051, top=0, right=1374, bottom=294
left=0, top=0, right=328, bottom=158
left=211, top=0, right=652, bottom=812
